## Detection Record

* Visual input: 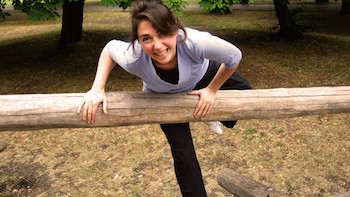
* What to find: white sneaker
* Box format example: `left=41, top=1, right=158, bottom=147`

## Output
left=205, top=121, right=223, bottom=135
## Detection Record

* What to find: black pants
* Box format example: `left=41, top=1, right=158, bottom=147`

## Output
left=161, top=61, right=252, bottom=197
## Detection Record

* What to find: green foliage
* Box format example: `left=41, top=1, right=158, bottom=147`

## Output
left=0, top=0, right=11, bottom=20
left=1, top=0, right=134, bottom=21
left=10, top=0, right=64, bottom=21
left=100, top=0, right=133, bottom=10
left=199, top=0, right=241, bottom=14
left=164, top=0, right=188, bottom=16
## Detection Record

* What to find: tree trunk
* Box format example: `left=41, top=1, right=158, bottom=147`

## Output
left=60, top=0, right=85, bottom=45
left=315, top=0, right=329, bottom=3
left=240, top=0, right=249, bottom=4
left=273, top=0, right=302, bottom=40
left=340, top=0, right=350, bottom=15
left=0, top=87, right=350, bottom=131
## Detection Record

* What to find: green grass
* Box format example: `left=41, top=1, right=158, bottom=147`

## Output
left=0, top=9, right=350, bottom=197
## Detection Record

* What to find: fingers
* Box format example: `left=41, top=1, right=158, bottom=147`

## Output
left=82, top=102, right=88, bottom=122
left=103, top=97, right=108, bottom=114
left=194, top=95, right=213, bottom=119
left=90, top=101, right=98, bottom=123
left=88, top=100, right=94, bottom=124
left=78, top=90, right=108, bottom=124
left=189, top=88, right=216, bottom=119
left=77, top=100, right=85, bottom=114
left=86, top=100, right=100, bottom=124
left=194, top=100, right=213, bottom=119
left=187, top=90, right=199, bottom=95
left=80, top=98, right=106, bottom=124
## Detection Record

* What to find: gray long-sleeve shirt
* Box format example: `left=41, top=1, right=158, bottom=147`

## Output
left=106, top=27, right=242, bottom=93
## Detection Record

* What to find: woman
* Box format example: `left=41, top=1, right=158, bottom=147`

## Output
left=78, top=0, right=251, bottom=196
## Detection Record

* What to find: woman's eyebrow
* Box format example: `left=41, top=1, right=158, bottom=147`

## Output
left=139, top=34, right=151, bottom=39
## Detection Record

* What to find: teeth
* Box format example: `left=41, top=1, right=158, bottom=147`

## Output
left=155, top=49, right=167, bottom=56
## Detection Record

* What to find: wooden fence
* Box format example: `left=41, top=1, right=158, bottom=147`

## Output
left=1, top=86, right=349, bottom=131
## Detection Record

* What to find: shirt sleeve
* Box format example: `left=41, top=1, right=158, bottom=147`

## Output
left=185, top=28, right=242, bottom=69
left=104, top=39, right=141, bottom=72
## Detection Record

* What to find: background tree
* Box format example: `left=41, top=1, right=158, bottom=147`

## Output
left=340, top=0, right=350, bottom=15
left=198, top=0, right=302, bottom=40
left=3, top=0, right=343, bottom=42
left=199, top=0, right=241, bottom=14
left=60, top=0, right=84, bottom=45
left=0, top=0, right=187, bottom=44
left=273, top=0, right=302, bottom=40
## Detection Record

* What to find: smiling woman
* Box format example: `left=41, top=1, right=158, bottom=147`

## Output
left=77, top=0, right=251, bottom=196
left=137, top=19, right=179, bottom=70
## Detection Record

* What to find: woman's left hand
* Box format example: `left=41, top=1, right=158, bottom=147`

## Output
left=188, top=87, right=217, bottom=119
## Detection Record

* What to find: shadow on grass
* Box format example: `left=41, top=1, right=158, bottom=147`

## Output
left=0, top=30, right=138, bottom=94
left=0, top=23, right=349, bottom=95
left=0, top=160, right=53, bottom=196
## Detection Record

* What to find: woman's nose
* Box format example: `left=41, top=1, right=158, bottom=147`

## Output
left=153, top=38, right=163, bottom=50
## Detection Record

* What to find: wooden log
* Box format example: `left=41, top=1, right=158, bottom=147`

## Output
left=0, top=86, right=349, bottom=131
left=0, top=140, right=7, bottom=153
left=331, top=191, right=350, bottom=197
left=217, top=168, right=287, bottom=197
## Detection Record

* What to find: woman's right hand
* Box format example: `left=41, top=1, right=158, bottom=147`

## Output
left=77, top=89, right=108, bottom=124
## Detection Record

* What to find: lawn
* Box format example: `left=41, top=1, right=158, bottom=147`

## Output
left=0, top=7, right=349, bottom=197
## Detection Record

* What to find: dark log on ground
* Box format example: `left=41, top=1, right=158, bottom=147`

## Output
left=331, top=191, right=350, bottom=197
left=217, top=168, right=287, bottom=197
left=0, top=86, right=349, bottom=131
left=0, top=140, right=7, bottom=153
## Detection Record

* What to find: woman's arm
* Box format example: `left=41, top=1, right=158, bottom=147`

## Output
left=77, top=46, right=116, bottom=123
left=185, top=29, right=242, bottom=119
left=188, top=63, right=238, bottom=119
left=207, top=63, right=238, bottom=93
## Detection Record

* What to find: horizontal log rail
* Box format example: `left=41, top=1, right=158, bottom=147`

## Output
left=0, top=86, right=349, bottom=131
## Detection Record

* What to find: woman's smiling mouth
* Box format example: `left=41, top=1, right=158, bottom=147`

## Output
left=155, top=49, right=168, bottom=56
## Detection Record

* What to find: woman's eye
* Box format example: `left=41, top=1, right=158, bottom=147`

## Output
left=142, top=37, right=151, bottom=42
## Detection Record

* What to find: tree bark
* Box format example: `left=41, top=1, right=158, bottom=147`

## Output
left=340, top=0, right=350, bottom=15
left=60, top=0, right=85, bottom=45
left=273, top=0, right=302, bottom=40
left=0, top=87, right=350, bottom=131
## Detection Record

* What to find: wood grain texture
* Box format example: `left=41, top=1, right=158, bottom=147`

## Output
left=1, top=86, right=349, bottom=131
left=217, top=168, right=287, bottom=197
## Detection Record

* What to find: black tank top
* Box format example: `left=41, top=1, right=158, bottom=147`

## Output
left=154, top=65, right=179, bottom=85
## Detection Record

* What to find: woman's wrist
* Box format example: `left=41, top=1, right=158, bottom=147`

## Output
left=91, top=85, right=105, bottom=92
left=206, top=86, right=218, bottom=94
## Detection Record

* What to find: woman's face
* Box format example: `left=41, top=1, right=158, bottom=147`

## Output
left=137, top=19, right=178, bottom=70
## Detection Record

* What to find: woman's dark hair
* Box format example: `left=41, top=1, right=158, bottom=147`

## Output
left=130, top=0, right=186, bottom=47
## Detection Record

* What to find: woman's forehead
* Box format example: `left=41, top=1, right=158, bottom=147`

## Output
left=137, top=20, right=158, bottom=34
